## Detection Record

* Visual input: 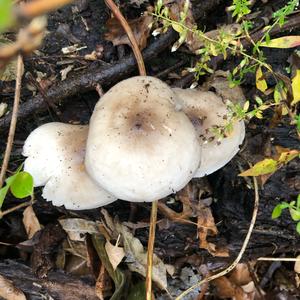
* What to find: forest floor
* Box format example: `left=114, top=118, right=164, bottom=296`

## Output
left=0, top=0, right=299, bottom=299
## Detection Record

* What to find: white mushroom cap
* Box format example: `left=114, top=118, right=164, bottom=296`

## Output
left=85, top=76, right=201, bottom=202
left=172, top=88, right=245, bottom=177
left=23, top=123, right=117, bottom=210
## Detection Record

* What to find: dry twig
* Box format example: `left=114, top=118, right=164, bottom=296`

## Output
left=105, top=0, right=146, bottom=76
left=0, top=54, right=23, bottom=187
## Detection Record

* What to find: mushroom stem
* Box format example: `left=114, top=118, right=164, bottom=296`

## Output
left=146, top=199, right=158, bottom=300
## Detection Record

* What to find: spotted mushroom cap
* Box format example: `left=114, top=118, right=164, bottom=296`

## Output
left=173, top=88, right=245, bottom=177
left=85, top=76, right=201, bottom=202
left=23, top=123, right=117, bottom=209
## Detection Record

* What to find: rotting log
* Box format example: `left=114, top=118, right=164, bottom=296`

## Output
left=0, top=259, right=98, bottom=300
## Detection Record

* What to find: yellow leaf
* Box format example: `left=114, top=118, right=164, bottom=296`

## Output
left=256, top=66, right=268, bottom=92
left=260, top=36, right=300, bottom=48
left=278, top=150, right=300, bottom=165
left=171, top=23, right=184, bottom=33
left=239, top=159, right=278, bottom=177
left=210, top=43, right=218, bottom=56
left=291, top=69, right=300, bottom=105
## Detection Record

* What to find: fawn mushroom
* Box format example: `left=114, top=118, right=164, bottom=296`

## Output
left=23, top=123, right=117, bottom=210
left=173, top=88, right=245, bottom=177
left=85, top=76, right=201, bottom=202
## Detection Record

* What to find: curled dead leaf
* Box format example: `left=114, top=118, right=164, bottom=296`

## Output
left=22, top=205, right=42, bottom=239
left=59, top=218, right=101, bottom=241
left=105, top=14, right=153, bottom=50
left=294, top=255, right=300, bottom=274
left=0, top=274, right=26, bottom=300
left=197, top=204, right=228, bottom=257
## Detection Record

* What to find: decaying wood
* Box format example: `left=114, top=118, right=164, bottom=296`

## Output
left=0, top=260, right=98, bottom=300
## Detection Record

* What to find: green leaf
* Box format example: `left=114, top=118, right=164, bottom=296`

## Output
left=296, top=222, right=300, bottom=234
left=239, top=158, right=278, bottom=177
left=0, top=184, right=10, bottom=209
left=297, top=194, right=300, bottom=209
left=171, top=23, right=184, bottom=34
left=92, top=234, right=127, bottom=300
left=272, top=204, right=283, bottom=219
left=0, top=0, right=13, bottom=32
left=10, top=171, right=33, bottom=198
left=289, top=208, right=300, bottom=221
left=128, top=282, right=146, bottom=300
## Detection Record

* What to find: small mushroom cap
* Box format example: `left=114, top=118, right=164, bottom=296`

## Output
left=85, top=76, right=201, bottom=202
left=23, top=123, right=117, bottom=210
left=173, top=88, right=245, bottom=177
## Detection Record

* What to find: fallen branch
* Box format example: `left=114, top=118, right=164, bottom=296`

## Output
left=0, top=260, right=99, bottom=300
left=0, top=29, right=176, bottom=132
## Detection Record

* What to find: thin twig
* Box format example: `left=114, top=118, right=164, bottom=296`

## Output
left=0, top=200, right=32, bottom=218
left=104, top=0, right=146, bottom=76
left=18, top=0, right=74, bottom=18
left=0, top=54, right=23, bottom=187
left=258, top=257, right=300, bottom=262
left=146, top=200, right=158, bottom=300
left=175, top=175, right=260, bottom=300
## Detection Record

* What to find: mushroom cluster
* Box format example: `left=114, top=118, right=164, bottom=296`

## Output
left=23, top=76, right=245, bottom=210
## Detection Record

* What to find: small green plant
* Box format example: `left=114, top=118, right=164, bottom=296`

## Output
left=0, top=164, right=34, bottom=210
left=0, top=0, right=13, bottom=32
left=227, top=0, right=251, bottom=22
left=272, top=194, right=300, bottom=234
left=153, top=0, right=299, bottom=134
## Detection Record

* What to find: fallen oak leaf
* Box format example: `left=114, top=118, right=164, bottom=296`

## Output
left=105, top=13, right=153, bottom=50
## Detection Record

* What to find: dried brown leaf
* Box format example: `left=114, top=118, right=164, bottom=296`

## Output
left=115, top=221, right=167, bottom=289
left=229, top=263, right=252, bottom=286
left=105, top=14, right=153, bottom=50
left=59, top=218, right=101, bottom=241
left=0, top=275, right=26, bottom=300
left=95, top=264, right=112, bottom=300
left=105, top=240, right=125, bottom=271
left=0, top=103, right=8, bottom=118
left=213, top=276, right=250, bottom=300
left=197, top=205, right=229, bottom=257
left=294, top=255, right=300, bottom=273
left=60, top=64, right=74, bottom=81
left=203, top=71, right=246, bottom=104
left=22, top=205, right=42, bottom=239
